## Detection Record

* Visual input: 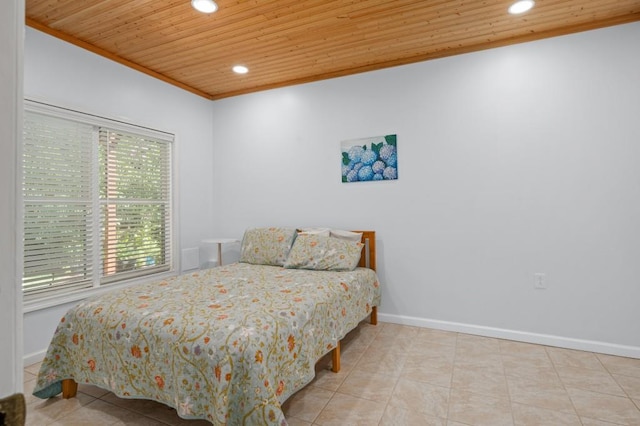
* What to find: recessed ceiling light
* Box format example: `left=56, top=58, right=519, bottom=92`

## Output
left=192, top=0, right=218, bottom=14
left=232, top=65, right=249, bottom=74
left=508, top=0, right=535, bottom=14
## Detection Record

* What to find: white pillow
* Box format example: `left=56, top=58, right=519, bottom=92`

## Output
left=298, top=227, right=331, bottom=237
left=329, top=229, right=363, bottom=242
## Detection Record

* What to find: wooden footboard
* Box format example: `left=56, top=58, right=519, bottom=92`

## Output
left=329, top=230, right=378, bottom=372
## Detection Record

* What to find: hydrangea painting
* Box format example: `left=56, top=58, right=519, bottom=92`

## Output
left=341, top=134, right=397, bottom=183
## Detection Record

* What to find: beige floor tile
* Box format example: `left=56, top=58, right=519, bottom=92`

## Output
left=359, top=338, right=406, bottom=357
left=454, top=345, right=504, bottom=366
left=26, top=407, right=61, bottom=426
left=24, top=362, right=42, bottom=377
left=556, top=365, right=625, bottom=396
left=580, top=418, right=628, bottom=426
left=455, top=354, right=505, bottom=373
left=110, top=415, right=171, bottom=426
left=409, top=339, right=457, bottom=360
left=506, top=374, right=575, bottom=413
left=314, top=393, right=385, bottom=426
left=164, top=416, right=213, bottom=425
left=308, top=366, right=349, bottom=392
left=415, top=328, right=458, bottom=347
left=505, top=366, right=563, bottom=387
left=379, top=404, right=446, bottom=426
left=283, top=417, right=313, bottom=426
left=281, top=385, right=333, bottom=423
left=567, top=387, right=640, bottom=425
left=387, top=378, right=450, bottom=419
left=451, top=365, right=509, bottom=399
left=375, top=328, right=420, bottom=350
left=400, top=354, right=454, bottom=387
left=499, top=340, right=550, bottom=359
left=340, top=339, right=370, bottom=365
left=343, top=321, right=377, bottom=344
left=99, top=393, right=196, bottom=424
left=511, top=402, right=581, bottom=426
left=78, top=383, right=112, bottom=399
left=26, top=392, right=96, bottom=423
left=378, top=323, right=421, bottom=339
left=456, top=333, right=501, bottom=353
left=346, top=321, right=382, bottom=343
left=22, top=376, right=41, bottom=407
left=447, top=389, right=513, bottom=426
left=613, top=374, right=640, bottom=400
left=24, top=324, right=639, bottom=426
left=372, top=334, right=416, bottom=354
left=53, top=399, right=155, bottom=426
left=501, top=353, right=554, bottom=371
left=354, top=348, right=407, bottom=378
left=502, top=361, right=559, bottom=381
left=336, top=368, right=397, bottom=403
left=455, top=341, right=504, bottom=370
left=500, top=342, right=554, bottom=371
left=546, top=347, right=606, bottom=371
left=340, top=328, right=378, bottom=348
left=598, top=354, right=640, bottom=378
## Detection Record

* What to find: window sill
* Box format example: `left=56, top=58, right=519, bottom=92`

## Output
left=23, top=270, right=178, bottom=314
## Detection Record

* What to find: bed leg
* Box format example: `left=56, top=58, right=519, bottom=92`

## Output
left=331, top=341, right=341, bottom=373
left=61, top=379, right=78, bottom=399
left=370, top=306, right=378, bottom=325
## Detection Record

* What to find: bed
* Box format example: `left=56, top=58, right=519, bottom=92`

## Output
left=33, top=228, right=381, bottom=425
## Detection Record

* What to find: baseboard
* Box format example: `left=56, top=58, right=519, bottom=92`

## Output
left=378, top=313, right=640, bottom=359
left=23, top=350, right=47, bottom=368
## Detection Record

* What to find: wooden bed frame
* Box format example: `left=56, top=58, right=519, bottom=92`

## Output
left=61, top=230, right=378, bottom=398
left=331, top=230, right=377, bottom=373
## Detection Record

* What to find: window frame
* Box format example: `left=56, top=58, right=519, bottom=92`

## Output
left=22, top=99, right=178, bottom=311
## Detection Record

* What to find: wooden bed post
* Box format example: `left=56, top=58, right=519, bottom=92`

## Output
left=331, top=341, right=341, bottom=373
left=61, top=379, right=78, bottom=399
left=370, top=306, right=377, bottom=325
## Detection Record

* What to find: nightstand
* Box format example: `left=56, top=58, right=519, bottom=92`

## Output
left=201, top=238, right=240, bottom=267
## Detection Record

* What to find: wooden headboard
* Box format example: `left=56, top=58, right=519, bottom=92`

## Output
left=354, top=230, right=376, bottom=271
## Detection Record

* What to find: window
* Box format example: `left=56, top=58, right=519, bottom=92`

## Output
left=23, top=101, right=174, bottom=300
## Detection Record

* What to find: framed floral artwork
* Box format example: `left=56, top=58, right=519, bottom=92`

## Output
left=341, top=134, right=397, bottom=183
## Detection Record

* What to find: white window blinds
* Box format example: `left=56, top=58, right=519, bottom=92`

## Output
left=23, top=113, right=95, bottom=295
left=99, top=129, right=171, bottom=283
left=23, top=102, right=173, bottom=299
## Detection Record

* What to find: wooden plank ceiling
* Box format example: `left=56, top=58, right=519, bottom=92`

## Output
left=26, top=0, right=640, bottom=100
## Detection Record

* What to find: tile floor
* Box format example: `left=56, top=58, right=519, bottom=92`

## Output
left=23, top=321, right=640, bottom=425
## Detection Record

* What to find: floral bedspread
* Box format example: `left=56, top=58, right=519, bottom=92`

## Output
left=33, top=263, right=381, bottom=425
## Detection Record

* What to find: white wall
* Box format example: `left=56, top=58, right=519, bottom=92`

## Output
left=0, top=0, right=24, bottom=395
left=23, top=28, right=216, bottom=363
left=210, top=23, right=640, bottom=356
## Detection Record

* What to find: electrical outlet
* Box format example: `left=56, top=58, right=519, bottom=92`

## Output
left=533, top=273, right=547, bottom=289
